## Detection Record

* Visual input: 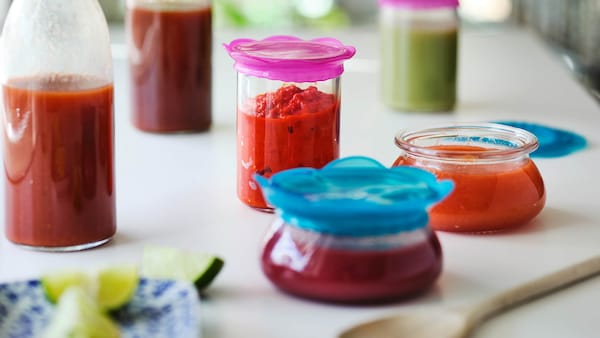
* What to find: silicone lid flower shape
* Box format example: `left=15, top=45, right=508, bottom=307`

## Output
left=254, top=157, right=454, bottom=236
left=224, top=35, right=356, bottom=82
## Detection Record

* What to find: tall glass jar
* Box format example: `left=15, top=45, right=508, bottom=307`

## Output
left=224, top=36, right=355, bottom=211
left=127, top=0, right=212, bottom=133
left=393, top=123, right=546, bottom=233
left=380, top=0, right=459, bottom=112
left=0, top=0, right=116, bottom=251
left=255, top=157, right=453, bottom=303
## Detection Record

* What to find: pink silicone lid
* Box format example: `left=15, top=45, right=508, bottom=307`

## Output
left=379, top=0, right=459, bottom=9
left=224, top=36, right=356, bottom=82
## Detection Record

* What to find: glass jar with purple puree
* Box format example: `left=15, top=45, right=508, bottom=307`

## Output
left=255, top=157, right=453, bottom=303
left=224, top=36, right=355, bottom=212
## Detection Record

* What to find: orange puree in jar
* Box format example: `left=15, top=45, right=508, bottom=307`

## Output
left=394, top=145, right=546, bottom=232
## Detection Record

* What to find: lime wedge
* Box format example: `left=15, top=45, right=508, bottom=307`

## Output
left=97, top=264, right=139, bottom=311
left=41, top=265, right=139, bottom=311
left=41, top=286, right=121, bottom=338
left=141, top=246, right=224, bottom=292
left=41, top=271, right=93, bottom=304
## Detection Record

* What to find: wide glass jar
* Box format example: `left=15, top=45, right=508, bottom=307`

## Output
left=393, top=123, right=546, bottom=233
left=224, top=36, right=355, bottom=211
left=127, top=0, right=212, bottom=133
left=380, top=0, right=459, bottom=112
left=256, top=157, right=453, bottom=303
left=0, top=0, right=116, bottom=251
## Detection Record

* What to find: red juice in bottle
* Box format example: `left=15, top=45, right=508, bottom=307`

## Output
left=128, top=3, right=212, bottom=132
left=2, top=75, right=116, bottom=249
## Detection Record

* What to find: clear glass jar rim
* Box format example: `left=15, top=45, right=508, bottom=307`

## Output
left=395, top=122, right=539, bottom=161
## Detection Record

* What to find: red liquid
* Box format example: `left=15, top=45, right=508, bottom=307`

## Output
left=394, top=145, right=546, bottom=232
left=129, top=4, right=212, bottom=132
left=261, top=227, right=442, bottom=303
left=2, top=75, right=115, bottom=248
left=238, top=85, right=340, bottom=210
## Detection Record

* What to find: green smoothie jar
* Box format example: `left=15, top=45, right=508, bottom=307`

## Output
left=380, top=0, right=459, bottom=112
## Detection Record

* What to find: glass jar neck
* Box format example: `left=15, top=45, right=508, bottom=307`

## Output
left=1, top=0, right=112, bottom=83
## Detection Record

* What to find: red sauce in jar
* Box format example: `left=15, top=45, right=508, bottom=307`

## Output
left=261, top=227, right=442, bottom=303
left=238, top=85, right=340, bottom=210
left=2, top=75, right=115, bottom=248
left=394, top=145, right=546, bottom=232
left=129, top=4, right=212, bottom=132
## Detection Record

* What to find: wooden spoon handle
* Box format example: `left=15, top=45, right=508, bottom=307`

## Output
left=466, top=256, right=600, bottom=329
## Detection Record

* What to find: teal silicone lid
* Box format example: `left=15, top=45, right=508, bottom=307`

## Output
left=494, top=121, right=587, bottom=158
left=254, top=157, right=453, bottom=236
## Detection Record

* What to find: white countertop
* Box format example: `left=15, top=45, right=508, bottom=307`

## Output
left=1, top=25, right=600, bottom=338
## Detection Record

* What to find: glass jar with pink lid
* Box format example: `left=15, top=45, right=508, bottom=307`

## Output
left=224, top=36, right=355, bottom=211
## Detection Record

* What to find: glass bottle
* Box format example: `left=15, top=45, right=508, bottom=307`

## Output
left=256, top=157, right=453, bottom=303
left=224, top=36, right=355, bottom=211
left=127, top=0, right=212, bottom=133
left=379, top=0, right=459, bottom=112
left=393, top=123, right=546, bottom=233
left=0, top=0, right=116, bottom=251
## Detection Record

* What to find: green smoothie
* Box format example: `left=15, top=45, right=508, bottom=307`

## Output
left=381, top=26, right=458, bottom=111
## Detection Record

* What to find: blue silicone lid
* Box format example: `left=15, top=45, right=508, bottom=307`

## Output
left=494, top=121, right=587, bottom=158
left=254, top=157, right=453, bottom=236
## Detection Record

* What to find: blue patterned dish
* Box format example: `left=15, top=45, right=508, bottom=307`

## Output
left=0, top=278, right=199, bottom=338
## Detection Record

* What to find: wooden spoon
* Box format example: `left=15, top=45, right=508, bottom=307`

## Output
left=339, top=256, right=600, bottom=338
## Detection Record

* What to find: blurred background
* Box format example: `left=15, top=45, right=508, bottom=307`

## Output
left=0, top=0, right=598, bottom=100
